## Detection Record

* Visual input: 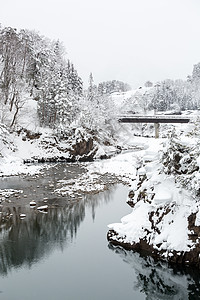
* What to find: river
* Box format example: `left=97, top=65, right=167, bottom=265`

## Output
left=0, top=163, right=199, bottom=299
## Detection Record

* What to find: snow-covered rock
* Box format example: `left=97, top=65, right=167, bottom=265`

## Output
left=37, top=205, right=48, bottom=211
left=108, top=132, right=200, bottom=267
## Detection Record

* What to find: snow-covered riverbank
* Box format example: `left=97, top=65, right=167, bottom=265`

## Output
left=2, top=112, right=200, bottom=267
left=106, top=130, right=200, bottom=267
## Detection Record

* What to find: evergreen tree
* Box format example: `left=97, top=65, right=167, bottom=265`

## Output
left=88, top=72, right=96, bottom=101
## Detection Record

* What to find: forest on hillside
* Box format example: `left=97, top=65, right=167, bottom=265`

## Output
left=0, top=26, right=129, bottom=138
left=1, top=24, right=200, bottom=140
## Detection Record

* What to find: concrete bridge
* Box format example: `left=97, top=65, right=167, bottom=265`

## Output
left=118, top=115, right=190, bottom=138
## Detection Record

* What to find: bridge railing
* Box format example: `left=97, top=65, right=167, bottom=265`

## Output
left=118, top=115, right=191, bottom=124
left=118, top=114, right=191, bottom=119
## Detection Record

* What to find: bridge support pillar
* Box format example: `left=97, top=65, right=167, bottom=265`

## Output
left=154, top=123, right=160, bottom=138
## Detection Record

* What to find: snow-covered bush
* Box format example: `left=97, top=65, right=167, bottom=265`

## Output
left=76, top=94, right=119, bottom=146
left=161, top=134, right=200, bottom=196
left=162, top=137, right=199, bottom=175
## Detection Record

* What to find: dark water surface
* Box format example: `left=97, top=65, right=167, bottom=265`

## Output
left=0, top=164, right=199, bottom=299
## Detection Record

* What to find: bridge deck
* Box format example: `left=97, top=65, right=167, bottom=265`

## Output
left=118, top=115, right=190, bottom=124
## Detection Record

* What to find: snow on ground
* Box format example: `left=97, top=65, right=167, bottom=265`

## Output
left=108, top=183, right=194, bottom=253
left=78, top=133, right=196, bottom=255
left=1, top=97, right=200, bottom=258
left=54, top=148, right=143, bottom=197
left=0, top=129, right=49, bottom=177
left=55, top=171, right=106, bottom=196
left=0, top=155, right=43, bottom=176
left=0, top=125, right=73, bottom=177
left=106, top=130, right=200, bottom=256
left=1, top=90, right=200, bottom=261
left=1, top=102, right=200, bottom=257
left=89, top=151, right=138, bottom=183
left=110, top=87, right=152, bottom=109
left=54, top=134, right=160, bottom=196
left=17, top=97, right=39, bottom=131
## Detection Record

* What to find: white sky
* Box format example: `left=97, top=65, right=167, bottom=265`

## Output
left=1, top=0, right=200, bottom=88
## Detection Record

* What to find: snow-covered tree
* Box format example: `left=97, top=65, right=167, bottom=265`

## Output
left=0, top=27, right=33, bottom=127
left=97, top=80, right=131, bottom=95
left=0, top=25, right=83, bottom=130
left=144, top=81, right=153, bottom=87
left=78, top=75, right=118, bottom=143
left=87, top=72, right=97, bottom=102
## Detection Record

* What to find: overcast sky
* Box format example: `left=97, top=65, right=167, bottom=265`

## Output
left=1, top=0, right=200, bottom=88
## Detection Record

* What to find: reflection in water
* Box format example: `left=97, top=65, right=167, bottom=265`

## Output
left=0, top=187, right=115, bottom=276
left=108, top=244, right=200, bottom=300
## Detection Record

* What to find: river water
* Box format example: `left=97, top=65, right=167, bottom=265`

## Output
left=0, top=163, right=199, bottom=299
